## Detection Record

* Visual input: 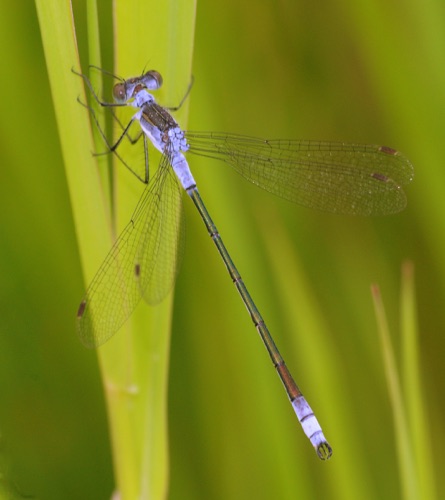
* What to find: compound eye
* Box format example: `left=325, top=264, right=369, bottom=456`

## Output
left=143, top=70, right=163, bottom=90
left=113, top=83, right=127, bottom=103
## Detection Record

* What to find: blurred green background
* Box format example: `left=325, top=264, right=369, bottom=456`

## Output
left=0, top=0, right=443, bottom=498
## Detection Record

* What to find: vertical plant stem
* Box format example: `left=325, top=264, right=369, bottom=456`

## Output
left=371, top=284, right=418, bottom=500
left=96, top=1, right=197, bottom=499
left=401, top=261, right=436, bottom=500
left=36, top=0, right=196, bottom=498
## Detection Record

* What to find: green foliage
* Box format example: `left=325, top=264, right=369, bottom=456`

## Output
left=0, top=0, right=441, bottom=498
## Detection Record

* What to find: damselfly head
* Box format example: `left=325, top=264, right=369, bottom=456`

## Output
left=112, top=70, right=163, bottom=104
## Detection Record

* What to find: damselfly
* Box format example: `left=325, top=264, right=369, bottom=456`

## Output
left=75, top=67, right=414, bottom=460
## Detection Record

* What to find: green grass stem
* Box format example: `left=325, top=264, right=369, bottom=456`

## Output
left=372, top=281, right=418, bottom=500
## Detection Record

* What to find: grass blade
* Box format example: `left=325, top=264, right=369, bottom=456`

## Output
left=400, top=261, right=436, bottom=500
left=371, top=283, right=418, bottom=500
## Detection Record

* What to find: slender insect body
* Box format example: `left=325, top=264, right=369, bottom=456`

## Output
left=75, top=66, right=414, bottom=460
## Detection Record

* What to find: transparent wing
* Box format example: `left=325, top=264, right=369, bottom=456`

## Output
left=77, top=153, right=183, bottom=348
left=186, top=133, right=414, bottom=215
left=137, top=153, right=184, bottom=305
